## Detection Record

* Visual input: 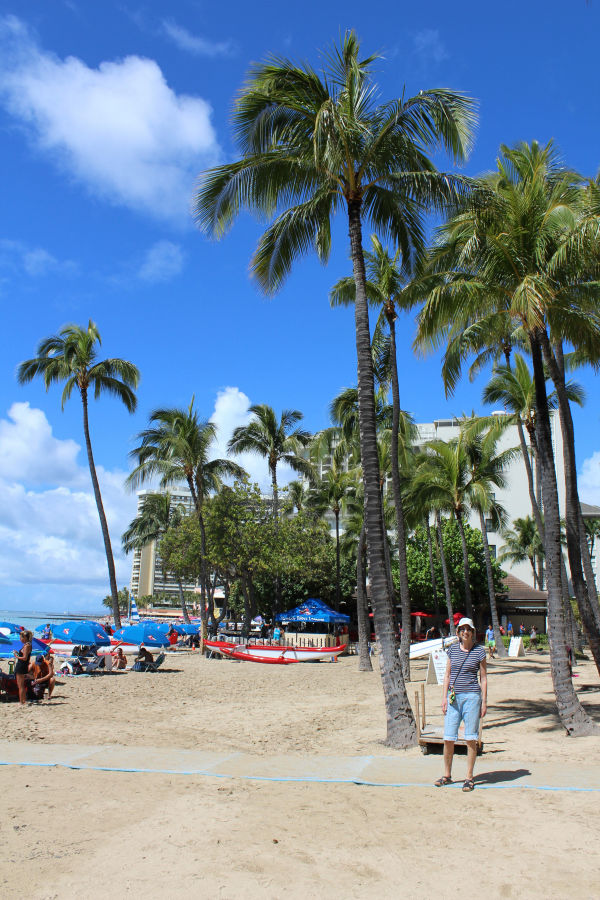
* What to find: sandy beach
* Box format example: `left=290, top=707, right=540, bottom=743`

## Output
left=2, top=649, right=600, bottom=899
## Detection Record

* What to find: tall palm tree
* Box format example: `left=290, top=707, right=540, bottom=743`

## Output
left=127, top=399, right=246, bottom=631
left=331, top=237, right=417, bottom=681
left=413, top=438, right=476, bottom=619
left=228, top=405, right=312, bottom=519
left=122, top=492, right=191, bottom=622
left=461, top=418, right=517, bottom=655
left=194, top=32, right=476, bottom=747
left=18, top=321, right=139, bottom=628
left=415, top=141, right=599, bottom=734
left=340, top=492, right=372, bottom=672
left=308, top=457, right=355, bottom=610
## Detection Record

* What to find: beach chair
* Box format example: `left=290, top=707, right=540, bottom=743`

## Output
left=146, top=652, right=166, bottom=673
left=81, top=656, right=105, bottom=674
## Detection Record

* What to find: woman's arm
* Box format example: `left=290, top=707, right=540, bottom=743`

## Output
left=480, top=657, right=488, bottom=717
left=441, top=657, right=452, bottom=713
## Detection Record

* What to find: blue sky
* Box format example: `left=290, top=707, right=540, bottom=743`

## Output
left=1, top=0, right=600, bottom=612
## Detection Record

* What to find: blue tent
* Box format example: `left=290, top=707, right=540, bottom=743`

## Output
left=52, top=621, right=111, bottom=646
left=275, top=598, right=350, bottom=625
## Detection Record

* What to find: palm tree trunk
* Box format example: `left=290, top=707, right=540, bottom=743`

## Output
left=425, top=517, right=441, bottom=628
left=348, top=197, right=415, bottom=747
left=387, top=313, right=412, bottom=684
left=436, top=512, right=455, bottom=636
left=356, top=524, right=372, bottom=671
left=271, top=465, right=282, bottom=617
left=478, top=509, right=507, bottom=656
left=81, top=388, right=121, bottom=629
left=334, top=507, right=341, bottom=611
left=542, top=335, right=600, bottom=671
left=177, top=579, right=191, bottom=624
left=517, top=417, right=545, bottom=539
left=455, top=511, right=474, bottom=619
left=529, top=332, right=595, bottom=734
left=580, top=521, right=600, bottom=616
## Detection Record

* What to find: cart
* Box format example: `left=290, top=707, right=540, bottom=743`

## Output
left=414, top=684, right=483, bottom=755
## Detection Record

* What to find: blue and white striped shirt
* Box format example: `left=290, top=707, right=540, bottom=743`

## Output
left=447, top=642, right=486, bottom=694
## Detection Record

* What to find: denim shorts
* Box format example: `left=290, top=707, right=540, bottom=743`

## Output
left=444, top=692, right=481, bottom=741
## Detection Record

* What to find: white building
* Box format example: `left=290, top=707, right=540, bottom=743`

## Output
left=129, top=488, right=198, bottom=599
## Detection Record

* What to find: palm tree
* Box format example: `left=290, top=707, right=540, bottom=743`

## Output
left=194, top=32, right=476, bottom=747
left=340, top=492, right=372, bottom=672
left=331, top=236, right=417, bottom=681
left=308, top=457, right=355, bottom=610
left=500, top=517, right=544, bottom=587
left=122, top=492, right=191, bottom=622
left=18, top=321, right=139, bottom=628
left=228, top=405, right=312, bottom=519
left=127, top=400, right=247, bottom=632
left=461, top=418, right=517, bottom=655
left=413, top=438, right=476, bottom=619
left=283, top=479, right=310, bottom=515
left=415, top=141, right=599, bottom=734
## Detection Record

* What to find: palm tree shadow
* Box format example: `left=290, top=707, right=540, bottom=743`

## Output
left=475, top=768, right=531, bottom=785
left=490, top=697, right=600, bottom=732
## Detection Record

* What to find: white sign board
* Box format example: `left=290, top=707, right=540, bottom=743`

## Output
left=508, top=636, right=525, bottom=658
left=426, top=649, right=449, bottom=684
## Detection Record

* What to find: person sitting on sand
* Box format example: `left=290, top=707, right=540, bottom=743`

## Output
left=135, top=646, right=154, bottom=665
left=113, top=647, right=127, bottom=669
left=435, top=617, right=487, bottom=793
left=29, top=654, right=55, bottom=700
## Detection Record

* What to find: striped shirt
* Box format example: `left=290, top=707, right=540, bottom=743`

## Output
left=447, top=642, right=486, bottom=694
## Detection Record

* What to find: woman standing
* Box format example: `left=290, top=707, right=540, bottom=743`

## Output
left=14, top=629, right=33, bottom=705
left=435, top=618, right=487, bottom=792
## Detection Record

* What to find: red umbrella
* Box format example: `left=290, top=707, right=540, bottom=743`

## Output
left=411, top=611, right=433, bottom=618
left=445, top=612, right=464, bottom=625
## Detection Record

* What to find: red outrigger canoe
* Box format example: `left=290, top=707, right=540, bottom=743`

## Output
left=205, top=640, right=346, bottom=664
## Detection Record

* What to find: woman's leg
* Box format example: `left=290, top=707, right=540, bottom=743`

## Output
left=465, top=740, right=478, bottom=781
left=16, top=674, right=26, bottom=704
left=443, top=740, right=455, bottom=778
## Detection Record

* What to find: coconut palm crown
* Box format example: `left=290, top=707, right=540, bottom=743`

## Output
left=17, top=320, right=139, bottom=628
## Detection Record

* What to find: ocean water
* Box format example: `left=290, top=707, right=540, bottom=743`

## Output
left=0, top=609, right=107, bottom=632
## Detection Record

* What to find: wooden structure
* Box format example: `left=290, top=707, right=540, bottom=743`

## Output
left=414, top=684, right=483, bottom=756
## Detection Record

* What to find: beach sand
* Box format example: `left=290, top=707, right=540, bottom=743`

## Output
left=1, top=650, right=599, bottom=898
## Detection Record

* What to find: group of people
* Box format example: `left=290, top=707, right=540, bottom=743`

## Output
left=11, top=631, right=55, bottom=705
left=485, top=622, right=540, bottom=658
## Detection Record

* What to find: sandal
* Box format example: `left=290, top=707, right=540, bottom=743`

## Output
left=462, top=779, right=475, bottom=792
left=434, top=776, right=452, bottom=787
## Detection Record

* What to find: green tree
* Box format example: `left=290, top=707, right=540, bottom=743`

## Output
left=18, top=320, right=139, bottom=629
left=307, top=456, right=355, bottom=610
left=122, top=492, right=191, bottom=622
left=195, top=31, right=476, bottom=748
left=416, top=141, right=600, bottom=733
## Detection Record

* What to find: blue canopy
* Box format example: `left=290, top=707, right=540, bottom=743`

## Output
left=156, top=622, right=186, bottom=635
left=52, top=620, right=111, bottom=647
left=112, top=623, right=170, bottom=647
left=275, top=599, right=350, bottom=625
left=0, top=634, right=48, bottom=659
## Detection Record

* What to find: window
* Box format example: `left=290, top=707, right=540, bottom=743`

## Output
left=485, top=518, right=494, bottom=533
left=489, top=544, right=496, bottom=558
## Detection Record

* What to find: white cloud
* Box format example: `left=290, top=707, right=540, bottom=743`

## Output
left=0, top=403, right=136, bottom=599
left=138, top=240, right=184, bottom=282
left=412, top=29, right=448, bottom=66
left=0, top=15, right=221, bottom=222
left=0, top=238, right=77, bottom=278
left=579, top=451, right=600, bottom=506
left=208, top=387, right=297, bottom=491
left=161, top=20, right=235, bottom=57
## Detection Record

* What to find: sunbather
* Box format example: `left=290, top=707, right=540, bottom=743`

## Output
left=113, top=647, right=127, bottom=669
left=29, top=654, right=55, bottom=700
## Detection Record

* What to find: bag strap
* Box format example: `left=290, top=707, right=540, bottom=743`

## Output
left=449, top=645, right=474, bottom=689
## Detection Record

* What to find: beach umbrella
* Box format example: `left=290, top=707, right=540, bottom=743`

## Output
left=444, top=612, right=464, bottom=625
left=410, top=611, right=433, bottom=618
left=34, top=622, right=58, bottom=634
left=179, top=623, right=201, bottom=635
left=111, top=623, right=170, bottom=646
left=0, top=635, right=48, bottom=658
left=0, top=620, right=22, bottom=633
left=156, top=622, right=186, bottom=635
left=52, top=620, right=111, bottom=646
